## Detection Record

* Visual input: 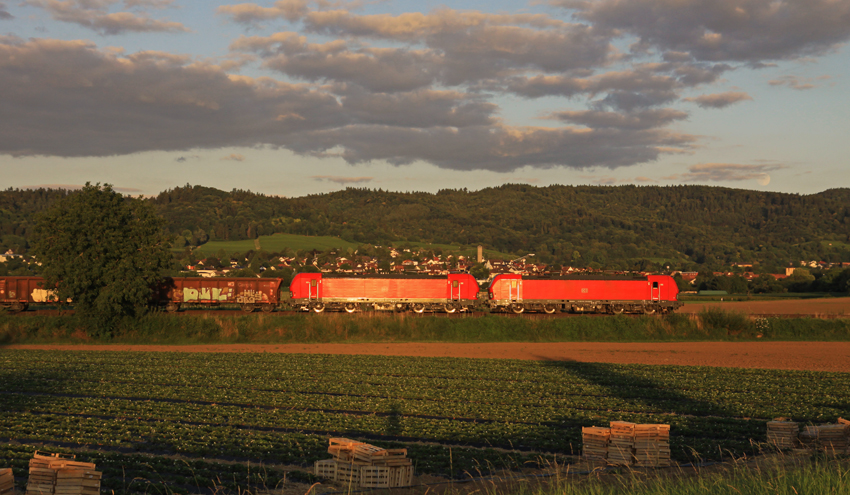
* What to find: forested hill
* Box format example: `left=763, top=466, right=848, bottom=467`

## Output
left=2, top=184, right=850, bottom=269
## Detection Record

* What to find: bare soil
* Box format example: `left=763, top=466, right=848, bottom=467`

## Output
left=5, top=341, right=849, bottom=372
left=680, top=296, right=850, bottom=315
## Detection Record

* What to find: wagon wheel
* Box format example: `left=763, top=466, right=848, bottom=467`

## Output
left=443, top=303, right=457, bottom=314
left=412, top=303, right=426, bottom=314
left=165, top=302, right=180, bottom=313
left=261, top=304, right=275, bottom=313
left=511, top=304, right=524, bottom=314
left=344, top=303, right=357, bottom=313
left=241, top=304, right=256, bottom=313
left=312, top=303, right=325, bottom=313
left=543, top=305, right=557, bottom=314
left=9, top=302, right=24, bottom=313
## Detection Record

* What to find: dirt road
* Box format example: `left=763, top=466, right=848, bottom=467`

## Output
left=5, top=342, right=849, bottom=372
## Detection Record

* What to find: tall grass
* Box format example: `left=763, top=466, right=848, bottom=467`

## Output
left=487, top=455, right=850, bottom=495
left=1, top=308, right=849, bottom=344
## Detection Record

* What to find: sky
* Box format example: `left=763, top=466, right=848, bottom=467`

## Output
left=1, top=0, right=849, bottom=197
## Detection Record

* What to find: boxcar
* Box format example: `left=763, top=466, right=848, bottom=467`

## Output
left=487, top=274, right=681, bottom=314
left=289, top=273, right=479, bottom=313
left=158, top=277, right=284, bottom=312
left=0, top=276, right=59, bottom=312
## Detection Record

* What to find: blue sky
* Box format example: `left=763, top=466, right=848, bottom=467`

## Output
left=1, top=0, right=849, bottom=197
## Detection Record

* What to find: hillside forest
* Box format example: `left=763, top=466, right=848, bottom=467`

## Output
left=2, top=185, right=850, bottom=287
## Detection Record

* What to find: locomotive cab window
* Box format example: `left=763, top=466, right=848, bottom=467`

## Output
left=652, top=282, right=658, bottom=288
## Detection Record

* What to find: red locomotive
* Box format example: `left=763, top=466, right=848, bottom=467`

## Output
left=289, top=273, right=479, bottom=313
left=487, top=273, right=681, bottom=314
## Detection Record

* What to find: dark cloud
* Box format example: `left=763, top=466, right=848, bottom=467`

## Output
left=0, top=2, right=12, bottom=20
left=559, top=0, right=850, bottom=63
left=670, top=163, right=786, bottom=185
left=311, top=175, right=373, bottom=184
left=684, top=91, right=752, bottom=108
left=27, top=0, right=189, bottom=35
left=550, top=108, right=688, bottom=129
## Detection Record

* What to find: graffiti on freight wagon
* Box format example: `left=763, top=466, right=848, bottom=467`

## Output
left=31, top=289, right=60, bottom=303
left=183, top=287, right=233, bottom=302
left=236, top=290, right=268, bottom=304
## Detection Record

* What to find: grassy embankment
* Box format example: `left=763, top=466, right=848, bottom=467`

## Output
left=491, top=456, right=850, bottom=495
left=2, top=308, right=849, bottom=344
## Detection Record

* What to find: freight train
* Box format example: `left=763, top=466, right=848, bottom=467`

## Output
left=1, top=273, right=681, bottom=314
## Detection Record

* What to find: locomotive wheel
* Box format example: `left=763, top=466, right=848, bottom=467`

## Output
left=443, top=303, right=457, bottom=314
left=241, top=304, right=256, bottom=313
left=312, top=303, right=325, bottom=313
left=412, top=303, right=425, bottom=314
left=165, top=302, right=180, bottom=313
left=610, top=304, right=624, bottom=315
left=543, top=305, right=557, bottom=314
left=643, top=305, right=656, bottom=315
left=261, top=304, right=275, bottom=313
left=344, top=303, right=357, bottom=313
left=511, top=304, right=524, bottom=314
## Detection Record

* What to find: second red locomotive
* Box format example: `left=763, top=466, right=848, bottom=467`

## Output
left=487, top=273, right=681, bottom=314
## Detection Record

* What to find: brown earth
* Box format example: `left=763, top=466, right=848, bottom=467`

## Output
left=5, top=341, right=849, bottom=372
left=679, top=296, right=850, bottom=315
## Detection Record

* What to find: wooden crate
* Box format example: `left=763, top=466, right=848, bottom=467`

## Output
left=360, top=466, right=390, bottom=489
left=314, top=460, right=336, bottom=479
left=388, top=466, right=414, bottom=488
left=334, top=462, right=366, bottom=484
left=353, top=444, right=386, bottom=462
left=1, top=468, right=14, bottom=495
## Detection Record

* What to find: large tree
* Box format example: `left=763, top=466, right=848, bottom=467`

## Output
left=32, top=183, right=172, bottom=331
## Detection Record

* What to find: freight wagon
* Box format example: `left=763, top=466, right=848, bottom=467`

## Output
left=157, top=277, right=284, bottom=312
left=0, top=276, right=60, bottom=312
left=487, top=273, right=681, bottom=314
left=289, top=273, right=479, bottom=313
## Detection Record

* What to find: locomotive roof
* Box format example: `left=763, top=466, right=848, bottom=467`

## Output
left=498, top=274, right=652, bottom=281
left=313, top=273, right=471, bottom=279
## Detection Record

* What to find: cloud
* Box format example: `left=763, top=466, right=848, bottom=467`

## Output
left=683, top=91, right=752, bottom=108
left=217, top=0, right=309, bottom=25
left=175, top=154, right=201, bottom=162
left=311, top=175, right=373, bottom=184
left=674, top=163, right=786, bottom=185
left=549, top=108, right=688, bottom=129
left=0, top=2, right=12, bottom=20
left=768, top=75, right=831, bottom=90
left=26, top=0, right=189, bottom=35
left=560, top=0, right=850, bottom=64
left=221, top=153, right=246, bottom=161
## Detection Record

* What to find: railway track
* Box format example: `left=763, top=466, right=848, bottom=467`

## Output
left=6, top=309, right=848, bottom=318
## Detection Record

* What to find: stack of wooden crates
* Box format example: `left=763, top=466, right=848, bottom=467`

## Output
left=314, top=438, right=414, bottom=488
left=26, top=452, right=101, bottom=495
left=767, top=417, right=850, bottom=454
left=582, top=422, right=671, bottom=467
left=1, top=468, right=14, bottom=495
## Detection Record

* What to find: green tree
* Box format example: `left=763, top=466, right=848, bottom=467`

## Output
left=31, top=183, right=172, bottom=333
left=469, top=263, right=490, bottom=280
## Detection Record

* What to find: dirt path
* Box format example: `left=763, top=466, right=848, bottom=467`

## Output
left=5, top=342, right=849, bottom=372
left=680, top=296, right=850, bottom=315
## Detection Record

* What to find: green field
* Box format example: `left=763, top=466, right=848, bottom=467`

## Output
left=1, top=350, right=848, bottom=495
left=186, top=233, right=360, bottom=255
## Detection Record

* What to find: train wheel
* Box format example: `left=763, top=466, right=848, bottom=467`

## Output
left=344, top=303, right=357, bottom=313
left=643, top=305, right=656, bottom=315
left=543, top=305, right=556, bottom=314
left=241, top=304, right=256, bottom=313
left=165, top=302, right=180, bottom=313
left=443, top=304, right=457, bottom=314
left=261, top=304, right=275, bottom=313
left=9, top=302, right=24, bottom=313
left=412, top=303, right=426, bottom=314
left=511, top=304, right=524, bottom=314
left=610, top=304, right=624, bottom=315
left=312, top=303, right=325, bottom=313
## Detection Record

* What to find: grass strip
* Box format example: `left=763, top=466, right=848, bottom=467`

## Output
left=2, top=308, right=850, bottom=344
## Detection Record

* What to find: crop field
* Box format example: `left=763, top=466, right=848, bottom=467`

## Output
left=1, top=350, right=848, bottom=494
